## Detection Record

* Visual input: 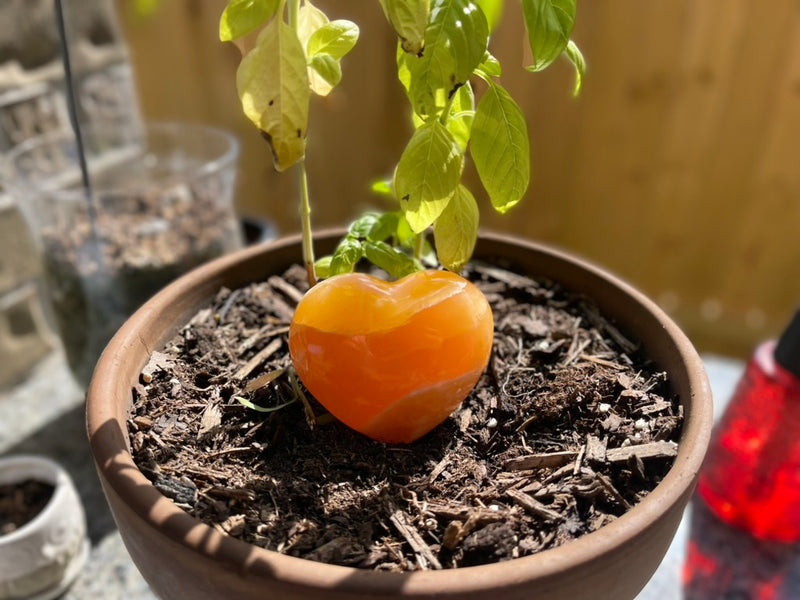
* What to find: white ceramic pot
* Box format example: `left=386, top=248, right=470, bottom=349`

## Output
left=0, top=455, right=88, bottom=600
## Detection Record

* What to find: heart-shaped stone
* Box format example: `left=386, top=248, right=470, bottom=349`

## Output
left=289, top=270, right=494, bottom=443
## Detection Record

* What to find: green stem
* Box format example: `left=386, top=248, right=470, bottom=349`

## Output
left=299, top=159, right=317, bottom=286
left=288, top=0, right=299, bottom=28
left=413, top=231, right=425, bottom=260
left=287, top=0, right=312, bottom=286
left=438, top=85, right=461, bottom=126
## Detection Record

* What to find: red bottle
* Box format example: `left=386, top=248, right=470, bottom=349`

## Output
left=696, top=310, right=800, bottom=541
left=683, top=309, right=800, bottom=599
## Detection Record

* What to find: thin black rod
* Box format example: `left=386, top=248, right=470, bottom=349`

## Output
left=54, top=0, right=99, bottom=226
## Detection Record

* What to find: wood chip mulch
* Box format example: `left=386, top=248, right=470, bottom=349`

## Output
left=129, top=261, right=683, bottom=571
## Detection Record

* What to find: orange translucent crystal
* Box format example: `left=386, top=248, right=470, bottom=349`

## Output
left=289, top=270, right=494, bottom=443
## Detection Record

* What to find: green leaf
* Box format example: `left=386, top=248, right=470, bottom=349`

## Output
left=219, top=0, right=279, bottom=41
left=471, top=80, right=530, bottom=213
left=379, top=0, right=431, bottom=55
left=396, top=214, right=416, bottom=246
left=307, top=20, right=359, bottom=59
left=476, top=0, right=504, bottom=32
left=314, top=255, right=332, bottom=279
left=521, top=0, right=576, bottom=72
left=308, top=53, right=342, bottom=95
left=237, top=19, right=310, bottom=171
left=477, top=50, right=502, bottom=77
left=446, top=83, right=475, bottom=150
left=364, top=241, right=423, bottom=278
left=330, top=236, right=364, bottom=275
left=394, top=120, right=464, bottom=233
left=371, top=178, right=394, bottom=197
left=405, top=0, right=489, bottom=119
left=434, top=184, right=479, bottom=272
left=299, top=12, right=356, bottom=97
left=367, top=211, right=400, bottom=242
left=297, top=0, right=329, bottom=49
left=396, top=43, right=412, bottom=93
left=349, top=213, right=380, bottom=238
left=564, top=39, right=585, bottom=97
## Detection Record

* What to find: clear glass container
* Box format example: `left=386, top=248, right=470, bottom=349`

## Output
left=5, top=122, right=243, bottom=387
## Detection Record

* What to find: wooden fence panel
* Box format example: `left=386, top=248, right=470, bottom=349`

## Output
left=117, top=0, right=800, bottom=357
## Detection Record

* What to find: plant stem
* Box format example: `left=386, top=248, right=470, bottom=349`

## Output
left=414, top=231, right=425, bottom=260
left=288, top=0, right=299, bottom=28
left=439, top=85, right=460, bottom=125
left=289, top=367, right=317, bottom=430
left=286, top=0, right=313, bottom=285
left=299, top=159, right=317, bottom=286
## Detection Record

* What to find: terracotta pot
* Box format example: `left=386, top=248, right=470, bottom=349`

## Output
left=86, top=231, right=713, bottom=600
left=0, top=455, right=88, bottom=600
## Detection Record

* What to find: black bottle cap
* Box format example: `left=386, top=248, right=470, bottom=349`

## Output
left=775, top=308, right=800, bottom=378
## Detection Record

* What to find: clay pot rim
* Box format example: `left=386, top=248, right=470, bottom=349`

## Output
left=86, top=230, right=712, bottom=596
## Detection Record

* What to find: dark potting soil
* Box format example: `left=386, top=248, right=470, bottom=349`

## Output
left=0, top=479, right=54, bottom=536
left=40, top=180, right=241, bottom=386
left=129, top=262, right=683, bottom=571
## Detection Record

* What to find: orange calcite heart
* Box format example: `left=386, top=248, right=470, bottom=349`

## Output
left=289, top=270, right=494, bottom=443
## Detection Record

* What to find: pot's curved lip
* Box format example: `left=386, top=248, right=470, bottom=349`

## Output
left=86, top=230, right=713, bottom=596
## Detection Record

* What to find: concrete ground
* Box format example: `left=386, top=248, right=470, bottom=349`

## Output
left=0, top=349, right=745, bottom=600
left=0, top=351, right=155, bottom=599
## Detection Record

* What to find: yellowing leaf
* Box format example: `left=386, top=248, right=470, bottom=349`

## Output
left=237, top=19, right=310, bottom=171
left=219, top=0, right=279, bottom=41
left=379, top=0, right=430, bottom=55
left=307, top=20, right=359, bottom=59
left=305, top=20, right=358, bottom=96
left=308, top=54, right=342, bottom=96
left=471, top=81, right=530, bottom=213
left=297, top=0, right=329, bottom=49
left=434, top=184, right=479, bottom=272
left=394, top=121, right=463, bottom=233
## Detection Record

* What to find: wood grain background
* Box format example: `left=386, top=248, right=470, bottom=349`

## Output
left=117, top=0, right=800, bottom=357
